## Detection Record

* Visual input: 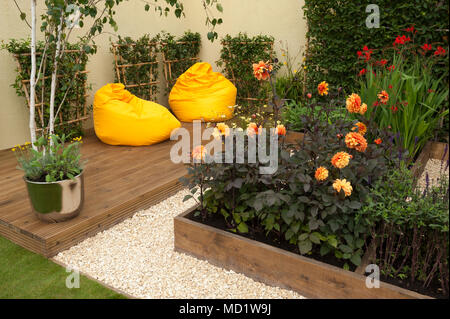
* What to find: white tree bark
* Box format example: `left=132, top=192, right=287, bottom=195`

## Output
left=29, top=0, right=37, bottom=150
left=48, top=11, right=64, bottom=139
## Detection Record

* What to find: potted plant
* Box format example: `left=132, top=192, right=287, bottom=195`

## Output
left=12, top=134, right=84, bottom=223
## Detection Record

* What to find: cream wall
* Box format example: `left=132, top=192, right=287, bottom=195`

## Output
left=0, top=0, right=306, bottom=150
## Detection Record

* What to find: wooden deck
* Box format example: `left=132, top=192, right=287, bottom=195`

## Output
left=0, top=123, right=199, bottom=257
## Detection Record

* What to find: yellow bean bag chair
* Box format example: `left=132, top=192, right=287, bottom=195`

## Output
left=93, top=83, right=181, bottom=146
left=169, top=62, right=236, bottom=122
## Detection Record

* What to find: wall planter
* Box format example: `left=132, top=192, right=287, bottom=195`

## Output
left=25, top=171, right=84, bottom=223
left=174, top=205, right=432, bottom=299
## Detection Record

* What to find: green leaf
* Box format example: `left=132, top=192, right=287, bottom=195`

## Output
left=309, top=232, right=321, bottom=244
left=320, top=245, right=330, bottom=256
left=237, top=222, right=248, bottom=234
left=298, top=239, right=312, bottom=255
left=328, top=237, right=338, bottom=248
left=350, top=253, right=362, bottom=266
left=216, top=3, right=223, bottom=12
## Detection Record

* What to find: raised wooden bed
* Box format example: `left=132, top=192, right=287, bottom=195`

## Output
left=174, top=206, right=432, bottom=299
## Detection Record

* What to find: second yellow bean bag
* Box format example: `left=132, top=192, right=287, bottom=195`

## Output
left=94, top=83, right=181, bottom=146
left=169, top=62, right=237, bottom=122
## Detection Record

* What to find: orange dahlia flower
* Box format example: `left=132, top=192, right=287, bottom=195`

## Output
left=359, top=103, right=367, bottom=115
left=346, top=93, right=362, bottom=114
left=333, top=179, right=353, bottom=197
left=317, top=81, right=329, bottom=96
left=378, top=90, right=389, bottom=104
left=345, top=132, right=368, bottom=152
left=374, top=138, right=382, bottom=145
left=192, top=145, right=207, bottom=161
left=352, top=122, right=367, bottom=135
left=315, top=167, right=329, bottom=181
left=247, top=123, right=262, bottom=137
left=276, top=124, right=287, bottom=136
left=253, top=61, right=272, bottom=81
left=331, top=151, right=351, bottom=169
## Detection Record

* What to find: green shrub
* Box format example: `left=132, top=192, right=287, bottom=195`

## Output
left=357, top=164, right=449, bottom=295
left=303, top=0, right=449, bottom=91
left=182, top=85, right=403, bottom=268
left=282, top=100, right=346, bottom=132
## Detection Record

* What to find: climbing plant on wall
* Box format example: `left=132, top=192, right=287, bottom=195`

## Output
left=159, top=31, right=201, bottom=93
left=112, top=34, right=160, bottom=101
left=2, top=38, right=90, bottom=137
left=217, top=33, right=277, bottom=106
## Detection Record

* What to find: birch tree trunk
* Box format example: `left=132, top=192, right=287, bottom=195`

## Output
left=29, top=0, right=37, bottom=150
left=48, top=11, right=64, bottom=139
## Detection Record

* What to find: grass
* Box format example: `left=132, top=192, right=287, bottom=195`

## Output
left=0, top=236, right=126, bottom=299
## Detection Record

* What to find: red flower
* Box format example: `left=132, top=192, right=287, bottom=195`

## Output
left=358, top=68, right=367, bottom=76
left=388, top=84, right=393, bottom=89
left=421, top=43, right=432, bottom=53
left=307, top=93, right=312, bottom=99
left=391, top=105, right=398, bottom=113
left=403, top=26, right=417, bottom=34
left=428, top=89, right=435, bottom=93
left=387, top=65, right=396, bottom=72
left=373, top=101, right=379, bottom=107
left=393, top=35, right=411, bottom=47
left=374, top=138, right=382, bottom=145
left=376, top=59, right=388, bottom=66
left=434, top=46, right=447, bottom=56
left=358, top=46, right=373, bottom=62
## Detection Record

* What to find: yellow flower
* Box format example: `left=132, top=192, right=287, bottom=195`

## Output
left=294, top=69, right=298, bottom=73
left=331, top=152, right=351, bottom=169
left=317, top=81, right=329, bottom=96
left=303, top=65, right=307, bottom=69
left=11, top=148, right=16, bottom=152
left=283, top=61, right=287, bottom=65
left=315, top=167, right=329, bottom=181
left=333, top=179, right=353, bottom=197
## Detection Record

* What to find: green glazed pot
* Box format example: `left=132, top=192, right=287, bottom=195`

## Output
left=24, top=172, right=84, bottom=223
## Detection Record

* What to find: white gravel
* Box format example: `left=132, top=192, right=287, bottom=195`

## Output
left=416, top=158, right=449, bottom=191
left=53, top=189, right=305, bottom=299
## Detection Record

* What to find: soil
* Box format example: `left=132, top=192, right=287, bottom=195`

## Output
left=187, top=210, right=357, bottom=272
left=187, top=210, right=448, bottom=299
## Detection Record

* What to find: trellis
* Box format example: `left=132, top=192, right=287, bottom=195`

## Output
left=13, top=49, right=89, bottom=134
left=112, top=41, right=159, bottom=101
left=220, top=40, right=274, bottom=106
left=161, top=40, right=200, bottom=91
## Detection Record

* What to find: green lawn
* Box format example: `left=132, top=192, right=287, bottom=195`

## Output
left=0, top=236, right=126, bottom=299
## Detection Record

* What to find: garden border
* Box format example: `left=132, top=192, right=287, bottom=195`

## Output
left=174, top=205, right=432, bottom=299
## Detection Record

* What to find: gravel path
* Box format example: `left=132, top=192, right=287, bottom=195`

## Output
left=53, top=189, right=305, bottom=299
left=416, top=158, right=449, bottom=191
